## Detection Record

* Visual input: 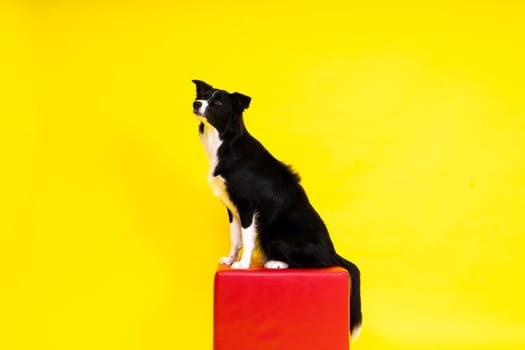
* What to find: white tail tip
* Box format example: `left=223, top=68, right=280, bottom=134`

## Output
left=351, top=324, right=362, bottom=342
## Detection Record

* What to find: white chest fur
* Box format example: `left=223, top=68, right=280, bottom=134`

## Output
left=199, top=123, right=238, bottom=216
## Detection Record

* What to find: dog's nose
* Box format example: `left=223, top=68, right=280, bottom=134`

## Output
left=193, top=101, right=202, bottom=110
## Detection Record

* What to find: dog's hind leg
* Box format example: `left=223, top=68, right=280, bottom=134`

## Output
left=263, top=260, right=289, bottom=269
left=219, top=209, right=242, bottom=265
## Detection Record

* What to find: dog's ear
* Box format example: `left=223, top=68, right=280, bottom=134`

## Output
left=192, top=80, right=212, bottom=97
left=230, top=92, right=251, bottom=111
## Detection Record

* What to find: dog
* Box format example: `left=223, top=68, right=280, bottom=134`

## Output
left=191, top=80, right=362, bottom=339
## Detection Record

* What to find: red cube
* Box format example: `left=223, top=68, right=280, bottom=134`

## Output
left=214, top=264, right=350, bottom=350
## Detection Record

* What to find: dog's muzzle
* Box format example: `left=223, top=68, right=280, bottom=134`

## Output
left=193, top=100, right=208, bottom=116
left=193, top=101, right=202, bottom=111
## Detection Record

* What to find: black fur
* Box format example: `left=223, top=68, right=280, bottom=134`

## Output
left=191, top=80, right=362, bottom=335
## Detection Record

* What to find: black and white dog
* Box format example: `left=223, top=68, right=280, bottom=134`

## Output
left=191, top=80, right=362, bottom=338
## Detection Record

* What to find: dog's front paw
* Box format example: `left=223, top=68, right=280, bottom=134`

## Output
left=219, top=256, right=235, bottom=265
left=264, top=260, right=289, bottom=269
left=231, top=261, right=250, bottom=269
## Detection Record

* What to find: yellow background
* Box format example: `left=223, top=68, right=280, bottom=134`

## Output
left=2, top=1, right=525, bottom=349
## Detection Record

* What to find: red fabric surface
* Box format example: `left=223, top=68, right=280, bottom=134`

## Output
left=214, top=264, right=350, bottom=350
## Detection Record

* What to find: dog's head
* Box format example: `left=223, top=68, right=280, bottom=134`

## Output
left=192, top=80, right=251, bottom=137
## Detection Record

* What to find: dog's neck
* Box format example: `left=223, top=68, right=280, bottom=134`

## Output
left=199, top=121, right=221, bottom=165
left=198, top=112, right=250, bottom=165
left=220, top=113, right=248, bottom=140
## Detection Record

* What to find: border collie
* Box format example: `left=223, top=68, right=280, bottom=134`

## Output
left=191, top=80, right=362, bottom=339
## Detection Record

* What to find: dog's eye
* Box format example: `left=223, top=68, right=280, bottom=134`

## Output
left=213, top=99, right=223, bottom=107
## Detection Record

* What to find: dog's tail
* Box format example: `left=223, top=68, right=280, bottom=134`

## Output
left=335, top=254, right=362, bottom=341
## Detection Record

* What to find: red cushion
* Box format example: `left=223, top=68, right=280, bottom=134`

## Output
left=214, top=264, right=350, bottom=350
